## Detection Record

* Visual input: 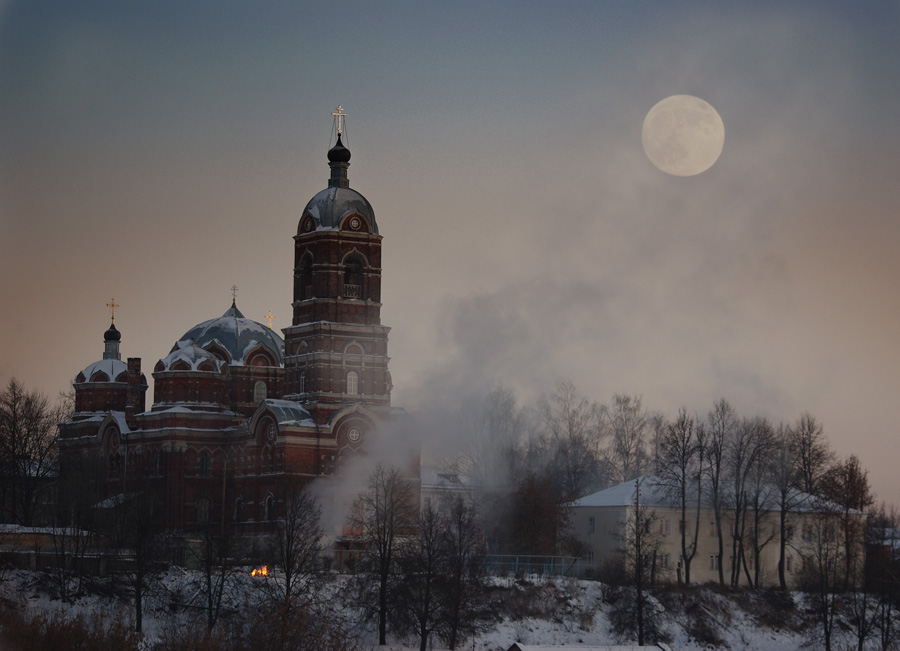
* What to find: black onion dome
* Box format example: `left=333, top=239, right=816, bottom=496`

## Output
left=104, top=323, right=121, bottom=342
left=327, top=133, right=351, bottom=163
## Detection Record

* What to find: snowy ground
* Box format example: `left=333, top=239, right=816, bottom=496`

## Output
left=0, top=567, right=819, bottom=650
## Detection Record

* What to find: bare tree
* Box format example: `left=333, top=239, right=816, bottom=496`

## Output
left=725, top=417, right=768, bottom=586
left=51, top=452, right=102, bottom=602
left=769, top=422, right=803, bottom=590
left=791, top=413, right=834, bottom=497
left=439, top=497, right=485, bottom=650
left=539, top=379, right=604, bottom=500
left=706, top=398, right=736, bottom=584
left=262, top=480, right=323, bottom=609
left=799, top=506, right=847, bottom=651
left=821, top=455, right=873, bottom=590
left=349, top=463, right=417, bottom=646
left=608, top=478, right=666, bottom=646
left=604, top=394, right=648, bottom=484
left=743, top=418, right=777, bottom=587
left=455, top=386, right=525, bottom=553
left=0, top=378, right=61, bottom=526
left=397, top=502, right=447, bottom=651
left=869, top=503, right=900, bottom=651
left=114, top=486, right=162, bottom=633
left=655, top=408, right=704, bottom=584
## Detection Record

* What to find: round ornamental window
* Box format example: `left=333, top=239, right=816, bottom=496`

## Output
left=267, top=425, right=276, bottom=441
left=348, top=427, right=361, bottom=443
left=350, top=217, right=360, bottom=230
left=305, top=219, right=314, bottom=231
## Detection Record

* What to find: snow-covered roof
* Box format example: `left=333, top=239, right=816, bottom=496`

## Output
left=76, top=358, right=128, bottom=383
left=572, top=478, right=676, bottom=509
left=301, top=186, right=377, bottom=233
left=262, top=399, right=316, bottom=428
left=573, top=477, right=844, bottom=514
left=158, top=340, right=226, bottom=372
left=420, top=466, right=473, bottom=490
left=174, top=302, right=284, bottom=366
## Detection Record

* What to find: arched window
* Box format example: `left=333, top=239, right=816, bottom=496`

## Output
left=197, top=497, right=211, bottom=524
left=234, top=496, right=244, bottom=523
left=198, top=451, right=209, bottom=476
left=299, top=371, right=306, bottom=394
left=342, top=254, right=364, bottom=299
left=346, top=371, right=358, bottom=395
left=253, top=380, right=267, bottom=403
left=264, top=494, right=275, bottom=521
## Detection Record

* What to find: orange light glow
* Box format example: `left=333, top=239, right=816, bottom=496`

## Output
left=250, top=565, right=268, bottom=577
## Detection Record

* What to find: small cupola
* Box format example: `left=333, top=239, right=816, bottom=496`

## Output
left=103, top=322, right=122, bottom=360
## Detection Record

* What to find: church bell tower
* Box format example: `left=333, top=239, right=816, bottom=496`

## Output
left=283, top=109, right=391, bottom=424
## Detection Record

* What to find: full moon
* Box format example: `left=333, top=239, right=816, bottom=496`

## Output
left=642, top=95, right=724, bottom=176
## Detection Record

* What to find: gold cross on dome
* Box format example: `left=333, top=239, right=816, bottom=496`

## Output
left=264, top=309, right=277, bottom=328
left=331, top=105, right=348, bottom=135
left=231, top=285, right=238, bottom=301
left=106, top=298, right=120, bottom=323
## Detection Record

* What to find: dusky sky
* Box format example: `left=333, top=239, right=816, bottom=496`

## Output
left=2, top=1, right=900, bottom=503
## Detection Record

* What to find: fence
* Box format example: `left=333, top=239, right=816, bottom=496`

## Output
left=483, top=554, right=587, bottom=578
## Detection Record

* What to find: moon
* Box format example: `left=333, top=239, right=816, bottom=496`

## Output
left=642, top=95, right=724, bottom=176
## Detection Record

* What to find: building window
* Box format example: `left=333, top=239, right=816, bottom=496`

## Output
left=299, top=371, right=306, bottom=393
left=234, top=497, right=243, bottom=523
left=709, top=521, right=717, bottom=537
left=679, top=519, right=685, bottom=535
left=588, top=550, right=594, bottom=565
left=198, top=452, right=210, bottom=476
left=588, top=517, right=595, bottom=534
left=659, top=519, right=670, bottom=536
left=343, top=255, right=364, bottom=298
left=710, top=555, right=719, bottom=570
left=253, top=381, right=267, bottom=404
left=346, top=371, right=358, bottom=395
left=786, top=555, right=793, bottom=573
left=264, top=494, right=275, bottom=521
left=660, top=553, right=670, bottom=569
left=785, top=523, right=794, bottom=541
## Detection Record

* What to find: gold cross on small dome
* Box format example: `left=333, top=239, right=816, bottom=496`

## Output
left=331, top=105, right=348, bottom=135
left=264, top=310, right=276, bottom=328
left=106, top=298, right=120, bottom=323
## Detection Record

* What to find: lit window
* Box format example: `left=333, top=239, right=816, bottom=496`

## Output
left=346, top=371, right=358, bottom=395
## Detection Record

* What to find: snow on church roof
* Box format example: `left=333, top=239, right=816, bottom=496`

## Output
left=76, top=358, right=128, bottom=383
left=174, top=301, right=284, bottom=366
left=302, top=186, right=378, bottom=233
left=158, top=340, right=226, bottom=372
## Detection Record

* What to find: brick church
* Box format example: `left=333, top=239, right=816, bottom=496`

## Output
left=58, top=114, right=415, bottom=549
